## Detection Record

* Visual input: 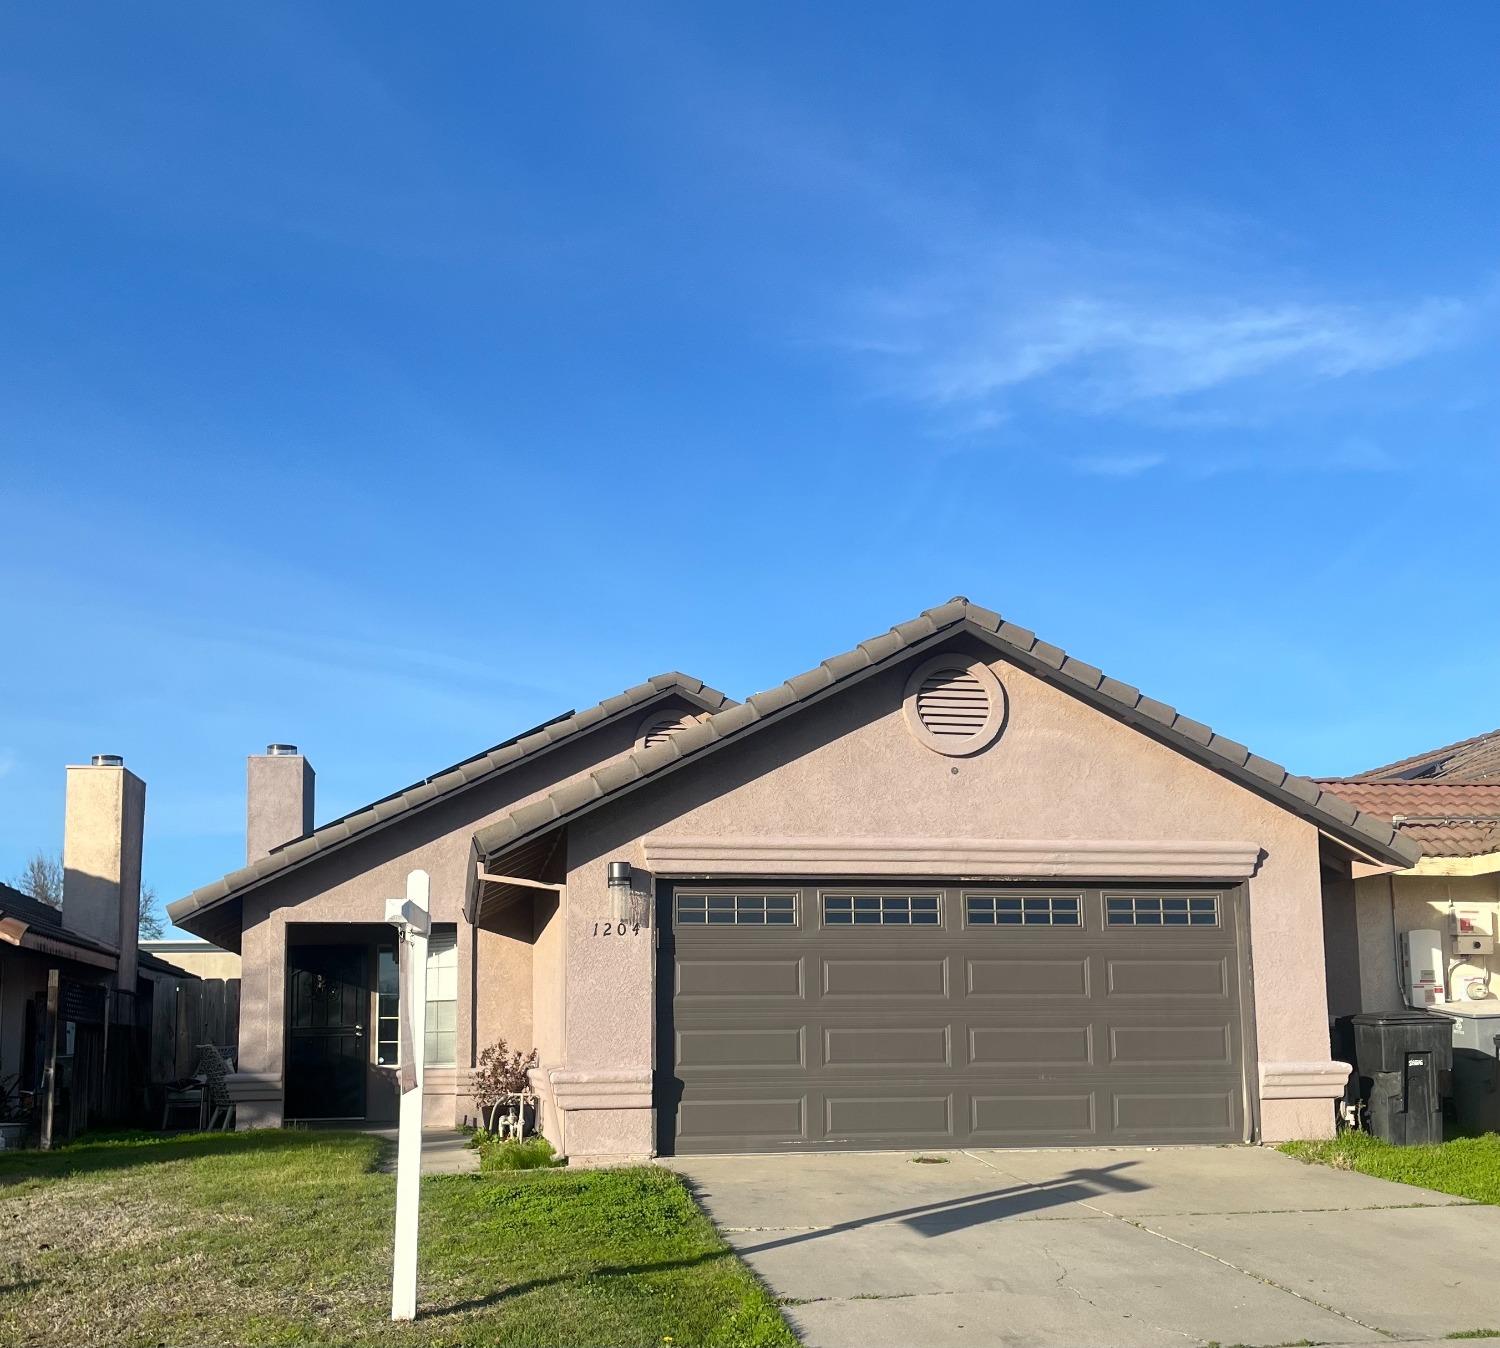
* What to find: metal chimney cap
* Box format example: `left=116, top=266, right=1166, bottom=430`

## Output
left=91, top=753, right=125, bottom=768
left=265, top=743, right=300, bottom=757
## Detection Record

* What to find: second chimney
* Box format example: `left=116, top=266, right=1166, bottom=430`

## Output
left=62, top=754, right=146, bottom=989
left=247, top=744, right=315, bottom=864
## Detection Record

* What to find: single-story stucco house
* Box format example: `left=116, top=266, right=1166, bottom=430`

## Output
left=167, top=597, right=1422, bottom=1163
left=1316, top=727, right=1500, bottom=1016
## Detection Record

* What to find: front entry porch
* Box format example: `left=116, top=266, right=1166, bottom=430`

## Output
left=284, top=923, right=400, bottom=1125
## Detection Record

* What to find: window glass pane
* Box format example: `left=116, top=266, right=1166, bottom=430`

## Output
left=679, top=893, right=799, bottom=926
left=424, top=927, right=458, bottom=1067
left=969, top=893, right=1081, bottom=927
left=1107, top=895, right=1219, bottom=927
left=377, top=946, right=399, bottom=1066
left=824, top=894, right=942, bottom=927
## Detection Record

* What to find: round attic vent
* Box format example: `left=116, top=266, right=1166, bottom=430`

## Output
left=638, top=713, right=693, bottom=749
left=902, top=655, right=1007, bottom=757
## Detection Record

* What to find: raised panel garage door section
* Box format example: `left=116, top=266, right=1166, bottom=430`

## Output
left=657, top=882, right=1248, bottom=1153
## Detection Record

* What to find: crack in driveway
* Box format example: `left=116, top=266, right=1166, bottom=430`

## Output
left=962, top=1150, right=1399, bottom=1343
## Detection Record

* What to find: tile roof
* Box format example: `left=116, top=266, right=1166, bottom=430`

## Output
left=0, top=883, right=199, bottom=977
left=1313, top=779, right=1500, bottom=858
left=468, top=597, right=1421, bottom=903
left=167, top=673, right=733, bottom=935
left=1355, top=727, right=1500, bottom=782
left=0, top=882, right=118, bottom=958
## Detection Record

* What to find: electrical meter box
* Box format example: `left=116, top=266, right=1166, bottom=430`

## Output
left=1452, top=909, right=1496, bottom=957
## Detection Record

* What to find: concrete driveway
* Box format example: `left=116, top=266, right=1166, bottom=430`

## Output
left=670, top=1147, right=1500, bottom=1348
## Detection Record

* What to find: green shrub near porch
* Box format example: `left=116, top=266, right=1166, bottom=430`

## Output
left=0, top=1129, right=795, bottom=1347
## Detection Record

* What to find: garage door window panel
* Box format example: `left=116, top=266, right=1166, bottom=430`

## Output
left=1106, top=894, right=1219, bottom=927
left=822, top=893, right=941, bottom=926
left=966, top=892, right=1083, bottom=927
left=677, top=892, right=798, bottom=927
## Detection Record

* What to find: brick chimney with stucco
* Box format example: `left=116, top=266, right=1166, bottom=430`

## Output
left=62, top=754, right=145, bottom=989
left=246, top=744, right=314, bottom=863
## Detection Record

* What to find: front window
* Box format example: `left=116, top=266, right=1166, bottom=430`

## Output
left=425, top=926, right=458, bottom=1066
left=376, top=946, right=399, bottom=1066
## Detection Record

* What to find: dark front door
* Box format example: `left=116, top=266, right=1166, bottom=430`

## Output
left=286, top=945, right=368, bottom=1120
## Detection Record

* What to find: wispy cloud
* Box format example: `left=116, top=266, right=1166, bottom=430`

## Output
left=849, top=254, right=1476, bottom=424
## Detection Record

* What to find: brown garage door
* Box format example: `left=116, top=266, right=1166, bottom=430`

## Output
left=656, top=882, right=1249, bottom=1154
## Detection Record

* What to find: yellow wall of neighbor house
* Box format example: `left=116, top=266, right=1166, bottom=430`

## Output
left=1355, top=869, right=1500, bottom=1010
left=141, top=945, right=242, bottom=981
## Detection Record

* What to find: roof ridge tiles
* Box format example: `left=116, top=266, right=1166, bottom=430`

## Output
left=467, top=596, right=1421, bottom=882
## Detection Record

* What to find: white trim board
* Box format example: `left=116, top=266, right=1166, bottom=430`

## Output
left=642, top=836, right=1263, bottom=879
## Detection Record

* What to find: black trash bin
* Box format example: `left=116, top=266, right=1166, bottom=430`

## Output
left=1350, top=1010, right=1452, bottom=1145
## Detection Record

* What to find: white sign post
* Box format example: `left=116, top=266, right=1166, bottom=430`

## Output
left=385, top=869, right=430, bottom=1322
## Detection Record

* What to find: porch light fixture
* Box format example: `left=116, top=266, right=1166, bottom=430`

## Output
left=607, top=860, right=633, bottom=923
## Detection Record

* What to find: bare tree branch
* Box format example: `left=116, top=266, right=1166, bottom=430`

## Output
left=138, top=885, right=166, bottom=940
left=10, top=851, right=62, bottom=909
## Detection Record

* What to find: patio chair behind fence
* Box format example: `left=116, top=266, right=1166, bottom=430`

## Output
left=148, top=979, right=241, bottom=1085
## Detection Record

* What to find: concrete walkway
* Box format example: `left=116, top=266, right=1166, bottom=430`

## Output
left=367, top=1127, right=480, bottom=1175
left=669, top=1146, right=1500, bottom=1348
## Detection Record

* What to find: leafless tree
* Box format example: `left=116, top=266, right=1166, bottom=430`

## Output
left=10, top=851, right=62, bottom=909
left=138, top=885, right=165, bottom=940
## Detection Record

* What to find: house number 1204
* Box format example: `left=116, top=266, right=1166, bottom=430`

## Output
left=593, top=922, right=641, bottom=937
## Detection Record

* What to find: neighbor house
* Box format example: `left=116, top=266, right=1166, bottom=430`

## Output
left=167, top=598, right=1419, bottom=1162
left=1, top=756, right=194, bottom=1139
left=1317, top=727, right=1500, bottom=1015
left=138, top=939, right=241, bottom=982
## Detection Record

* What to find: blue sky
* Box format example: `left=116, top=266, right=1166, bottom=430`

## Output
left=2, top=4, right=1497, bottom=930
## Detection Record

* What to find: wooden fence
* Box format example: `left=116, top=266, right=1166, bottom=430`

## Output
left=149, top=978, right=241, bottom=1082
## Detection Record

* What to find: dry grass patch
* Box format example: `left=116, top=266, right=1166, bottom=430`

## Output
left=0, top=1130, right=794, bottom=1348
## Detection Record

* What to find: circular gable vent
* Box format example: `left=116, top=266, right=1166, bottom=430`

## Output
left=902, top=655, right=1007, bottom=757
left=639, top=713, right=693, bottom=749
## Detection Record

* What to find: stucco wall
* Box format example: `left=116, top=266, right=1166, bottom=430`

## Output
left=1355, top=871, right=1500, bottom=1011
left=559, top=638, right=1339, bottom=1156
left=139, top=945, right=242, bottom=981
left=233, top=695, right=702, bottom=1126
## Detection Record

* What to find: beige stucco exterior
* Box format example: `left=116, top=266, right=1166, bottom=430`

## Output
left=227, top=697, right=701, bottom=1129
left=138, top=941, right=242, bottom=981
left=204, top=633, right=1361, bottom=1158
left=1354, top=869, right=1500, bottom=1012
left=551, top=638, right=1341, bottom=1158
left=61, top=762, right=145, bottom=991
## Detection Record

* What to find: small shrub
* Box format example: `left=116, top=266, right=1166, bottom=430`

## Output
left=479, top=1136, right=560, bottom=1172
left=471, top=1039, right=540, bottom=1131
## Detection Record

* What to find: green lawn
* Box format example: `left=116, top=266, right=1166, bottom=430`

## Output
left=1279, top=1130, right=1500, bottom=1205
left=0, top=1130, right=796, bottom=1348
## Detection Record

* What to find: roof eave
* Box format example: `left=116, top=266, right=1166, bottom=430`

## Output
left=472, top=604, right=1423, bottom=875
left=168, top=675, right=731, bottom=934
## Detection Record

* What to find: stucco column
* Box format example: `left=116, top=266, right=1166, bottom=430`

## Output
left=232, top=901, right=286, bottom=1126
left=1249, top=831, right=1346, bottom=1141
left=455, top=917, right=476, bottom=1126
left=556, top=845, right=655, bottom=1161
